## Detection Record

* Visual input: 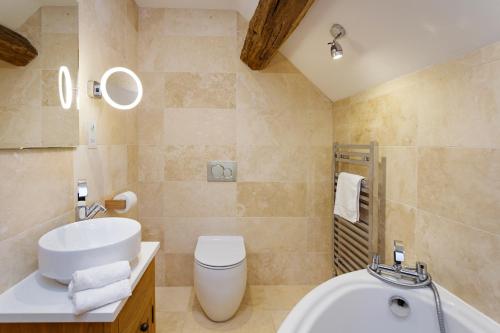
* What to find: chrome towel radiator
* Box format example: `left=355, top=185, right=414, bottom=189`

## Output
left=332, top=142, right=379, bottom=275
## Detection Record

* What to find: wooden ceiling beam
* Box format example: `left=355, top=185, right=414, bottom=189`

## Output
left=240, top=0, right=315, bottom=70
left=0, top=24, right=38, bottom=67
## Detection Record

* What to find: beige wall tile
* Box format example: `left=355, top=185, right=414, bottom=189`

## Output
left=237, top=146, right=309, bottom=182
left=384, top=201, right=416, bottom=264
left=349, top=91, right=417, bottom=146
left=237, top=182, right=307, bottom=217
left=165, top=73, right=236, bottom=109
left=163, top=9, right=236, bottom=37
left=247, top=252, right=331, bottom=285
left=306, top=218, right=332, bottom=252
left=138, top=182, right=163, bottom=218
left=0, top=68, right=40, bottom=108
left=237, top=73, right=331, bottom=111
left=380, top=146, right=417, bottom=206
left=153, top=217, right=308, bottom=254
left=418, top=147, right=500, bottom=235
left=164, top=145, right=236, bottom=181
left=164, top=108, right=236, bottom=146
left=138, top=145, right=165, bottom=182
left=306, top=181, right=332, bottom=218
left=162, top=253, right=194, bottom=286
left=41, top=6, right=78, bottom=33
left=41, top=106, right=78, bottom=147
left=415, top=210, right=500, bottom=322
left=417, top=60, right=500, bottom=149
left=163, top=181, right=237, bottom=217
left=142, top=36, right=236, bottom=73
left=138, top=109, right=164, bottom=145
left=139, top=73, right=166, bottom=108
left=127, top=145, right=138, bottom=185
left=236, top=108, right=303, bottom=147
left=0, top=149, right=73, bottom=241
left=0, top=211, right=72, bottom=292
left=244, top=285, right=314, bottom=311
left=40, top=33, right=78, bottom=70
left=41, top=70, right=58, bottom=106
left=0, top=106, right=42, bottom=148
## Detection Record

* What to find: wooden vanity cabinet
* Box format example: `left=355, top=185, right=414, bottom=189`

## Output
left=0, top=261, right=156, bottom=333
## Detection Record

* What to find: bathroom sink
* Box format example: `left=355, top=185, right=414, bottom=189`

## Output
left=38, top=218, right=141, bottom=284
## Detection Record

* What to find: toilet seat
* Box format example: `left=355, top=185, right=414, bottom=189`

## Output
left=195, top=258, right=245, bottom=270
left=195, top=236, right=246, bottom=268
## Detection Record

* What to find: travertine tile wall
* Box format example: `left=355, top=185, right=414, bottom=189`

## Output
left=76, top=0, right=138, bottom=208
left=332, top=42, right=500, bottom=321
left=0, top=0, right=138, bottom=293
left=0, top=7, right=78, bottom=148
left=137, top=9, right=333, bottom=285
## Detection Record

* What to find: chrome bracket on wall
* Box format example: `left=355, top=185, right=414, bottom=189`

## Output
left=87, top=80, right=102, bottom=98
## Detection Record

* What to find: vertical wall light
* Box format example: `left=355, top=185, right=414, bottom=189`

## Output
left=58, top=65, right=73, bottom=109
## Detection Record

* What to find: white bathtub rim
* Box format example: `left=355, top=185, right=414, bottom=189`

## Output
left=278, top=270, right=499, bottom=333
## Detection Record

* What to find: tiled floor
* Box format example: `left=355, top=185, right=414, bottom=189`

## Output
left=155, top=285, right=315, bottom=333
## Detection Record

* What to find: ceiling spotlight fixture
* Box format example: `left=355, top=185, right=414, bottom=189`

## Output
left=328, top=23, right=346, bottom=60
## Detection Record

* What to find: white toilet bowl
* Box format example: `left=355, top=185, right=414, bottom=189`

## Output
left=194, top=236, right=247, bottom=322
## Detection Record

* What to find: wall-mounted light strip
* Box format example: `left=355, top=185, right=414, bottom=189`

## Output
left=58, top=65, right=73, bottom=110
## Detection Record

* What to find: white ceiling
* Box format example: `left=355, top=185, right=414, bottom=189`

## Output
left=280, top=0, right=500, bottom=100
left=0, top=0, right=76, bottom=29
left=137, top=0, right=500, bottom=101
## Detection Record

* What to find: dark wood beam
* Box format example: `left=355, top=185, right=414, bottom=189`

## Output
left=240, top=0, right=315, bottom=70
left=0, top=24, right=38, bottom=66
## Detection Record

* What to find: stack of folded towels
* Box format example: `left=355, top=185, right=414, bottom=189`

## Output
left=69, top=261, right=132, bottom=315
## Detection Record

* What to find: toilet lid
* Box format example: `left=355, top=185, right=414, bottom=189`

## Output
left=195, top=236, right=246, bottom=267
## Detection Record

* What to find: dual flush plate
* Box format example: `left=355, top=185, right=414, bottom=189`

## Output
left=207, top=161, right=237, bottom=182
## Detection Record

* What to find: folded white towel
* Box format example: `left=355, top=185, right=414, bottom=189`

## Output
left=73, top=279, right=131, bottom=315
left=333, top=172, right=365, bottom=223
left=68, top=261, right=131, bottom=296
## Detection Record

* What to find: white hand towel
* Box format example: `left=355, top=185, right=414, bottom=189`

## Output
left=68, top=261, right=131, bottom=296
left=73, top=279, right=131, bottom=315
left=333, top=172, right=365, bottom=223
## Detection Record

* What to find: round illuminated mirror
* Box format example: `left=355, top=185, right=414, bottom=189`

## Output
left=58, top=66, right=73, bottom=110
left=100, top=67, right=143, bottom=110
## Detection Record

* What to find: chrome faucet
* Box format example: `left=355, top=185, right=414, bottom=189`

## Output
left=76, top=180, right=107, bottom=221
left=368, top=240, right=429, bottom=285
left=367, top=240, right=446, bottom=333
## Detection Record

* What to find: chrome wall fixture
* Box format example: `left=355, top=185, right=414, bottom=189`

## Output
left=328, top=23, right=346, bottom=60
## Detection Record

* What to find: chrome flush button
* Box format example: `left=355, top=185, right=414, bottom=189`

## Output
left=207, top=161, right=237, bottom=182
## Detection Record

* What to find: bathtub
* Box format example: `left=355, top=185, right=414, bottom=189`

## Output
left=279, top=270, right=499, bottom=333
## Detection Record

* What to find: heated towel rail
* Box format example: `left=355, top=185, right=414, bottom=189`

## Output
left=332, top=142, right=379, bottom=276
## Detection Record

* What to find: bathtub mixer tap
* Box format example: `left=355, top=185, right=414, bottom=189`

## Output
left=368, top=240, right=429, bottom=286
left=367, top=240, right=446, bottom=333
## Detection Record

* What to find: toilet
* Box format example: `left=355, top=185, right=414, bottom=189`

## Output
left=194, top=236, right=247, bottom=322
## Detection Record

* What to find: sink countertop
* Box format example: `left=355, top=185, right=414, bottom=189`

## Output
left=0, top=241, right=160, bottom=323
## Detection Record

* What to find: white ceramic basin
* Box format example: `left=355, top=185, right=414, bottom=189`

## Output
left=38, top=218, right=141, bottom=284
